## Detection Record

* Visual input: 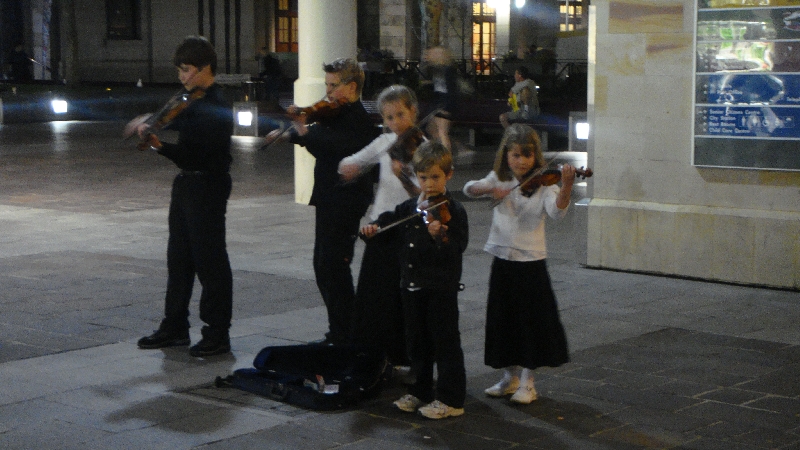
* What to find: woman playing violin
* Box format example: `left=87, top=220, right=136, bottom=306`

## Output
left=268, top=58, right=381, bottom=346
left=462, top=123, right=573, bottom=404
left=131, top=36, right=235, bottom=358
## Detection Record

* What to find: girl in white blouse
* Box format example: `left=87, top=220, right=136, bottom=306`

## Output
left=463, top=123, right=575, bottom=404
left=339, top=85, right=423, bottom=365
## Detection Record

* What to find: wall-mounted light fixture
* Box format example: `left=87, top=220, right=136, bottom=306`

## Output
left=51, top=99, right=68, bottom=114
left=575, top=122, right=590, bottom=140
left=569, top=111, right=588, bottom=152
left=233, top=102, right=258, bottom=136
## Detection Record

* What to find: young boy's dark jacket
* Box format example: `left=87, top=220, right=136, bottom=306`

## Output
left=374, top=192, right=468, bottom=292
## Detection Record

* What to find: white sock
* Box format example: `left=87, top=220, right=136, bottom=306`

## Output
left=520, top=368, right=535, bottom=388
left=503, top=366, right=521, bottom=383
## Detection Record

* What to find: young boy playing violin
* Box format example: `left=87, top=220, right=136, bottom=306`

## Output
left=131, top=35, right=235, bottom=357
left=361, top=141, right=469, bottom=419
left=267, top=58, right=380, bottom=346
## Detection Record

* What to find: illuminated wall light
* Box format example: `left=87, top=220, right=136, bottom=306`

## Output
left=575, top=122, right=590, bottom=140
left=515, top=0, right=526, bottom=8
left=237, top=110, right=253, bottom=127
left=51, top=99, right=68, bottom=114
left=233, top=102, right=258, bottom=136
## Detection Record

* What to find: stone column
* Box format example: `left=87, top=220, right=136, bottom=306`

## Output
left=293, top=0, right=358, bottom=204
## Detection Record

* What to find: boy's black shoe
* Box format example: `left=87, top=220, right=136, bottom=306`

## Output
left=138, top=329, right=190, bottom=349
left=190, top=337, right=231, bottom=357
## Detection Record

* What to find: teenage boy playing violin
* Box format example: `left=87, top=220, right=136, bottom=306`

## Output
left=131, top=36, right=235, bottom=357
left=361, top=141, right=469, bottom=419
left=462, top=123, right=574, bottom=404
left=267, top=58, right=380, bottom=346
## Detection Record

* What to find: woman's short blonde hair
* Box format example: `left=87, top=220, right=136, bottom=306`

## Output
left=323, top=58, right=365, bottom=95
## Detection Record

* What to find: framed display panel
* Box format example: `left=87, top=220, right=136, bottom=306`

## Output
left=694, top=1, right=800, bottom=171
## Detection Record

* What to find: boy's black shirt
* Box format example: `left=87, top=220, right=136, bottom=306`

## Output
left=375, top=192, right=468, bottom=292
left=159, top=83, right=233, bottom=173
left=290, top=100, right=381, bottom=215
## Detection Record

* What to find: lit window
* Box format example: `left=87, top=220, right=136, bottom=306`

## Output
left=275, top=0, right=298, bottom=53
left=559, top=0, right=587, bottom=32
left=472, top=2, right=497, bottom=75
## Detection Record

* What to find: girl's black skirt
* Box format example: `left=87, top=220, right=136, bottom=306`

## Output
left=484, top=257, right=569, bottom=370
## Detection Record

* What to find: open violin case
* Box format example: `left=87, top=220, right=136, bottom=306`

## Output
left=215, top=344, right=389, bottom=410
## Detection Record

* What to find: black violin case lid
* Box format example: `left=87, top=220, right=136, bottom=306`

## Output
left=216, top=344, right=388, bottom=410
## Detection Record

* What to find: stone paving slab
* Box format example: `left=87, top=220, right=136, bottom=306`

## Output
left=0, top=121, right=798, bottom=449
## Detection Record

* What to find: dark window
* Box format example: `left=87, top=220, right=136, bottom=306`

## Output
left=106, top=0, right=140, bottom=40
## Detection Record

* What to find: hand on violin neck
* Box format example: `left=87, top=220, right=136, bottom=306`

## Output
left=560, top=163, right=576, bottom=188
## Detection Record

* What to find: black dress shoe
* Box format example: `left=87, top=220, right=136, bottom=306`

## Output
left=138, top=329, right=190, bottom=349
left=190, top=337, right=231, bottom=357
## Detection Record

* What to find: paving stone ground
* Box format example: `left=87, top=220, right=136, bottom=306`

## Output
left=0, top=121, right=797, bottom=449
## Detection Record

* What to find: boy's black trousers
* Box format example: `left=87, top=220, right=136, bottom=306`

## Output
left=162, top=171, right=233, bottom=339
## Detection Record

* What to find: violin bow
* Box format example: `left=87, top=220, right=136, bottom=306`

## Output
left=123, top=88, right=186, bottom=141
left=361, top=198, right=449, bottom=239
left=260, top=94, right=332, bottom=151
left=419, top=108, right=444, bottom=129
left=259, top=121, right=296, bottom=151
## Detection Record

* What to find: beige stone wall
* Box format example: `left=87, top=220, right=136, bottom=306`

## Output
left=587, top=0, right=800, bottom=289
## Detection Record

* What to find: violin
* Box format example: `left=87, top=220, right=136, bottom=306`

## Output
left=287, top=97, right=347, bottom=124
left=487, top=164, right=593, bottom=208
left=417, top=194, right=451, bottom=243
left=418, top=194, right=451, bottom=225
left=388, top=126, right=425, bottom=196
left=519, top=166, right=593, bottom=197
left=385, top=108, right=442, bottom=163
left=260, top=97, right=348, bottom=150
left=388, top=126, right=425, bottom=164
left=360, top=196, right=449, bottom=240
left=123, top=87, right=206, bottom=149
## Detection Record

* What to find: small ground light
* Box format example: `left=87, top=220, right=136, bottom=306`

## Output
left=51, top=99, right=68, bottom=114
left=576, top=122, right=589, bottom=140
left=237, top=110, right=253, bottom=127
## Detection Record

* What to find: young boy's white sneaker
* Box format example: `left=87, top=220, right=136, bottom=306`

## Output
left=418, top=400, right=465, bottom=419
left=510, top=385, right=538, bottom=404
left=393, top=394, right=423, bottom=412
left=484, top=377, right=520, bottom=397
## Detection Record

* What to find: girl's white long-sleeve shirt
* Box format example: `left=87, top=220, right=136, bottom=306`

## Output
left=463, top=170, right=568, bottom=261
left=338, top=132, right=418, bottom=221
